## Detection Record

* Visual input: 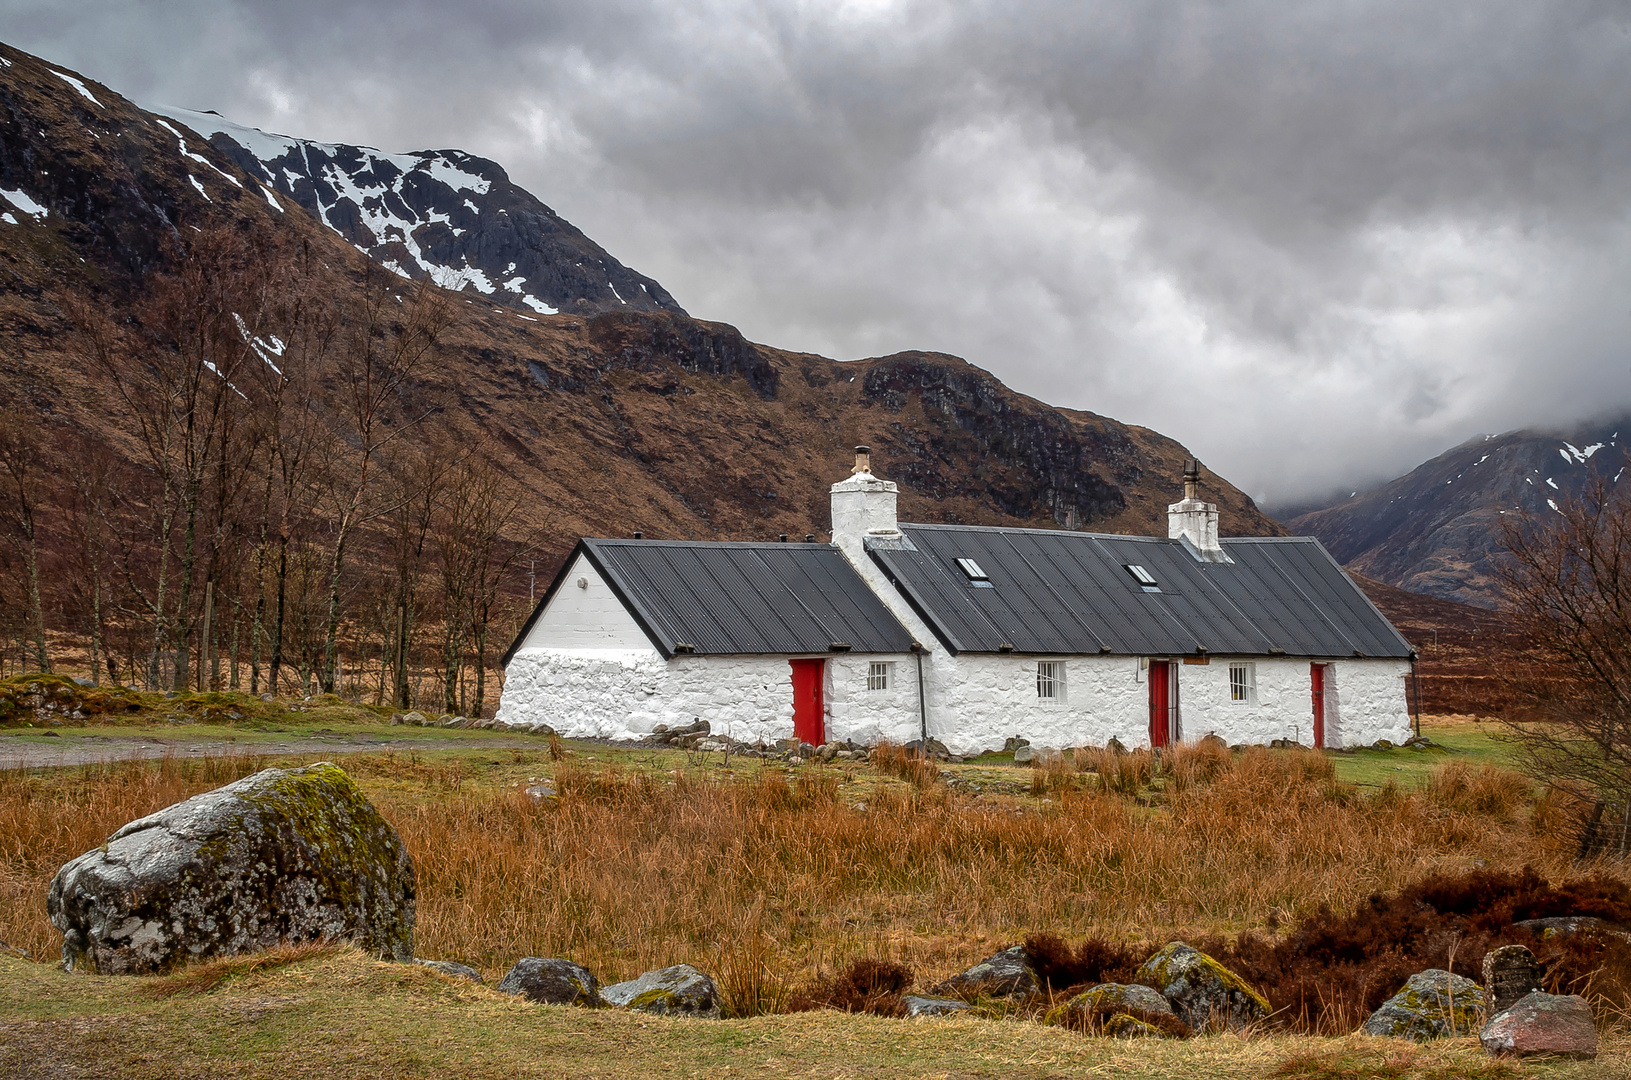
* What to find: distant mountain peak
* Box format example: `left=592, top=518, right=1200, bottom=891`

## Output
left=148, top=104, right=684, bottom=319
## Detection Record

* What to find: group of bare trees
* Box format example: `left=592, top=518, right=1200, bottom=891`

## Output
left=0, top=225, right=538, bottom=715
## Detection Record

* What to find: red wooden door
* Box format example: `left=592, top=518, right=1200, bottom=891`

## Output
left=791, top=659, right=825, bottom=745
left=1310, top=663, right=1326, bottom=749
left=1149, top=661, right=1173, bottom=748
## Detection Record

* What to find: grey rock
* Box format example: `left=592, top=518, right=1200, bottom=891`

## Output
left=1105, top=738, right=1127, bottom=755
left=695, top=738, right=729, bottom=752
left=601, top=963, right=719, bottom=1017
left=415, top=958, right=482, bottom=982
left=524, top=781, right=557, bottom=801
left=817, top=742, right=840, bottom=762
left=1012, top=745, right=1035, bottom=765
left=1003, top=737, right=1030, bottom=752
left=1482, top=945, right=1543, bottom=1016
left=1135, top=942, right=1269, bottom=1033
left=930, top=945, right=1039, bottom=999
left=1052, top=982, right=1174, bottom=1020
left=1513, top=916, right=1631, bottom=941
left=47, top=762, right=415, bottom=974
left=903, top=994, right=971, bottom=1018
left=1480, top=991, right=1598, bottom=1059
left=1361, top=970, right=1486, bottom=1041
left=497, top=957, right=603, bottom=1006
left=403, top=711, right=429, bottom=727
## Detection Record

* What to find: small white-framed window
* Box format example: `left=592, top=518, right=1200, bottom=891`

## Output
left=1037, top=660, right=1064, bottom=702
left=1229, top=662, right=1256, bottom=704
left=867, top=661, right=892, bottom=691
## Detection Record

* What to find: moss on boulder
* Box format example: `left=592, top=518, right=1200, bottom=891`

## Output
left=47, top=762, right=414, bottom=974
left=1044, top=983, right=1175, bottom=1027
left=1134, top=941, right=1269, bottom=1033
left=1361, top=969, right=1485, bottom=1041
left=601, top=964, right=720, bottom=1017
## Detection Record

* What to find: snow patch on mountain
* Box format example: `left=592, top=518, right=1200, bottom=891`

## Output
left=144, top=103, right=683, bottom=319
left=50, top=70, right=101, bottom=107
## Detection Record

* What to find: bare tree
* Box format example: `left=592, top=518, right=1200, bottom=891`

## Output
left=0, top=409, right=50, bottom=672
left=1498, top=474, right=1631, bottom=824
left=312, top=270, right=449, bottom=694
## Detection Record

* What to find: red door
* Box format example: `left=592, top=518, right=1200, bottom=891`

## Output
left=791, top=659, right=825, bottom=745
left=1310, top=663, right=1326, bottom=749
left=1149, top=661, right=1173, bottom=748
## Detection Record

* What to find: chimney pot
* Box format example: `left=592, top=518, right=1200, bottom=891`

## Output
left=853, top=446, right=872, bottom=474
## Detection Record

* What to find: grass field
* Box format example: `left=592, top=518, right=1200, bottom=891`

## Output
left=1, top=948, right=1624, bottom=1080
left=2, top=715, right=1626, bottom=1077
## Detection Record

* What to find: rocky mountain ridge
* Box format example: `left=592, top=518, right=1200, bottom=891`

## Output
left=0, top=39, right=1281, bottom=574
left=1288, top=418, right=1630, bottom=607
left=150, top=104, right=684, bottom=319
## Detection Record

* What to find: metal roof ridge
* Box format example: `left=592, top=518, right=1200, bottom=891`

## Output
left=898, top=522, right=1177, bottom=542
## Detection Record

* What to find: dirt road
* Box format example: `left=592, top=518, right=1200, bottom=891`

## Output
left=0, top=731, right=545, bottom=769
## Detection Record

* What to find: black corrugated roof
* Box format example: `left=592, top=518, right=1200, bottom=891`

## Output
left=504, top=539, right=918, bottom=661
left=868, top=524, right=1413, bottom=659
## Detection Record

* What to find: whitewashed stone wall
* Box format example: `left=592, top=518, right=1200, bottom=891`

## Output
left=915, top=654, right=1414, bottom=756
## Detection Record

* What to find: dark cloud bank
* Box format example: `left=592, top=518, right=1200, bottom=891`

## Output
left=9, top=0, right=1631, bottom=508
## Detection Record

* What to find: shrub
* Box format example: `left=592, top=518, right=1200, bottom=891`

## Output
left=787, top=957, right=914, bottom=1017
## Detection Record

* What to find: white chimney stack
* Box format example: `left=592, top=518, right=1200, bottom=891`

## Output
left=830, top=445, right=898, bottom=562
left=1168, top=459, right=1231, bottom=563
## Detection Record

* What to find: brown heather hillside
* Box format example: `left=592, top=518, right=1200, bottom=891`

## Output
left=0, top=39, right=1280, bottom=582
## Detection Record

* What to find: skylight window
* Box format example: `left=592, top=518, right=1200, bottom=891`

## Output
left=1124, top=564, right=1161, bottom=592
left=955, top=557, right=989, bottom=582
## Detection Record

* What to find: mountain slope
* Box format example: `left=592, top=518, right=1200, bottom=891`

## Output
left=149, top=105, right=684, bottom=319
left=0, top=39, right=1282, bottom=569
left=1288, top=419, right=1630, bottom=607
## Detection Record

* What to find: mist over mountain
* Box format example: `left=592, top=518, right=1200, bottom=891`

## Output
left=1287, top=418, right=1631, bottom=607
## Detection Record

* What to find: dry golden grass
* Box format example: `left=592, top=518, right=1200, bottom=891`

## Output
left=0, top=744, right=1614, bottom=1006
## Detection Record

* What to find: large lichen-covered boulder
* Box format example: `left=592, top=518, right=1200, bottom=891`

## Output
left=929, top=946, right=1039, bottom=999
left=1135, top=941, right=1269, bottom=1032
left=1361, top=970, right=1486, bottom=1041
left=601, top=964, right=720, bottom=1017
left=1480, top=991, right=1598, bottom=1059
left=47, top=762, right=414, bottom=974
left=497, top=957, right=604, bottom=1006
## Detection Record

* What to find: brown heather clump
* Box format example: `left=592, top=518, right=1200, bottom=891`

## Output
left=2, top=744, right=1625, bottom=1023
left=788, top=957, right=914, bottom=1017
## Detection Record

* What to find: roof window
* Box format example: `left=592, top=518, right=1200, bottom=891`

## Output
left=955, top=557, right=994, bottom=587
left=1125, top=564, right=1161, bottom=592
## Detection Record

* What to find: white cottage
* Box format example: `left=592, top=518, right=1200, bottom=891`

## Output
left=497, top=451, right=1417, bottom=753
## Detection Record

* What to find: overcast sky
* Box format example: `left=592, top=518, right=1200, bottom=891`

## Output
left=9, top=1, right=1631, bottom=510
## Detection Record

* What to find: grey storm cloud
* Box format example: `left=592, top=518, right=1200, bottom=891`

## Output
left=8, top=0, right=1631, bottom=509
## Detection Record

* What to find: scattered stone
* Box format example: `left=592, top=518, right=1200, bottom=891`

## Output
left=1480, top=991, right=1598, bottom=1059
left=1372, top=739, right=1394, bottom=751
left=1004, top=736, right=1030, bottom=752
left=902, top=994, right=971, bottom=1018
left=496, top=957, right=603, bottom=1006
left=1013, top=745, right=1036, bottom=765
left=48, top=762, right=415, bottom=974
left=1135, top=942, right=1269, bottom=1033
left=1105, top=738, right=1127, bottom=755
left=601, top=964, right=720, bottom=1017
left=695, top=738, right=729, bottom=752
left=930, top=945, right=1039, bottom=999
left=1361, top=970, right=1485, bottom=1041
left=1044, top=982, right=1175, bottom=1027
left=817, top=742, right=840, bottom=762
left=1032, top=746, right=1064, bottom=766
left=524, top=781, right=558, bottom=801
left=415, top=958, right=482, bottom=982
left=402, top=711, right=428, bottom=727
left=1513, top=916, right=1631, bottom=941
left=1103, top=1015, right=1167, bottom=1038
left=773, top=737, right=800, bottom=752
left=1483, top=945, right=1544, bottom=1015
